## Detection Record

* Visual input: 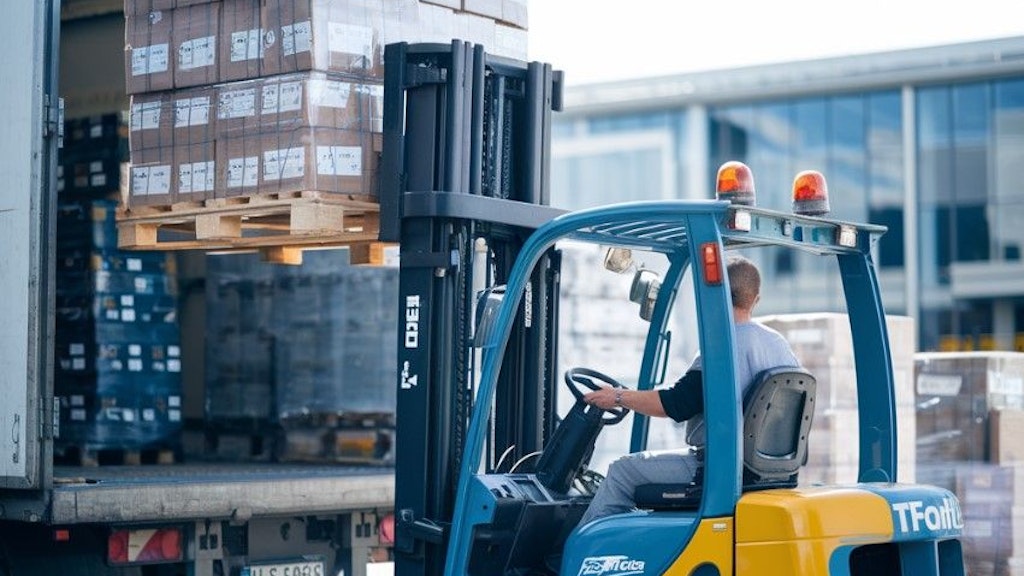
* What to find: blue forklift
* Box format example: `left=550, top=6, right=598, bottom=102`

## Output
left=382, top=42, right=966, bottom=576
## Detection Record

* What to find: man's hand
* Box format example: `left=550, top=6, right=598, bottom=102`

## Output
left=583, top=386, right=621, bottom=410
left=583, top=386, right=669, bottom=418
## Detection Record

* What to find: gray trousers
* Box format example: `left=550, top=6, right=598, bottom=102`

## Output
left=579, top=450, right=701, bottom=525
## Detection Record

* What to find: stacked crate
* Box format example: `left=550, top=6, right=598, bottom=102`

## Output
left=202, top=250, right=399, bottom=464
left=915, top=352, right=1024, bottom=575
left=759, top=313, right=918, bottom=486
left=55, top=198, right=183, bottom=463
left=123, top=0, right=528, bottom=208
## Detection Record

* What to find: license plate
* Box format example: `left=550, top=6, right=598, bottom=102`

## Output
left=242, top=558, right=325, bottom=576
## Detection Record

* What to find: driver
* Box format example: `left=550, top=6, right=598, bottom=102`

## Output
left=577, top=255, right=800, bottom=524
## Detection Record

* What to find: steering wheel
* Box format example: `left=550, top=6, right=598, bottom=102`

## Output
left=565, top=367, right=631, bottom=425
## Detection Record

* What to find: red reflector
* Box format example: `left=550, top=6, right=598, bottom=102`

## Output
left=108, top=528, right=183, bottom=565
left=54, top=529, right=71, bottom=542
left=715, top=161, right=756, bottom=206
left=379, top=513, right=396, bottom=545
left=701, top=242, right=723, bottom=285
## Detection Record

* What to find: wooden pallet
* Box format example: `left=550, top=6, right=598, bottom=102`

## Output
left=116, top=192, right=395, bottom=264
left=56, top=445, right=178, bottom=467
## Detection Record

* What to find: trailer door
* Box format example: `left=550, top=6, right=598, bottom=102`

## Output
left=0, top=0, right=59, bottom=490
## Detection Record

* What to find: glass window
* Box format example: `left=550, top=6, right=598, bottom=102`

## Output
left=952, top=84, right=990, bottom=205
left=867, top=92, right=904, bottom=268
left=828, top=95, right=868, bottom=222
left=917, top=87, right=955, bottom=207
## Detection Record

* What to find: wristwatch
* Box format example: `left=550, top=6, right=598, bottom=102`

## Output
left=614, top=389, right=624, bottom=406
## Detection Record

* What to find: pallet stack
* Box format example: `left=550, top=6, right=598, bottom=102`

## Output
left=759, top=313, right=918, bottom=486
left=119, top=0, right=528, bottom=255
left=915, top=352, right=1024, bottom=575
left=55, top=117, right=184, bottom=464
left=199, top=250, right=399, bottom=464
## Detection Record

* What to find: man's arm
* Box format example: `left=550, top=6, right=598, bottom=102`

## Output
left=583, top=387, right=668, bottom=417
left=582, top=370, right=703, bottom=422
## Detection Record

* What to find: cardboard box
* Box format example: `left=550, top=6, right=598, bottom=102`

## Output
left=124, top=0, right=176, bottom=17
left=128, top=147, right=176, bottom=206
left=129, top=93, right=174, bottom=154
left=125, top=9, right=174, bottom=94
left=216, top=133, right=262, bottom=197
left=262, top=0, right=386, bottom=78
left=173, top=2, right=221, bottom=89
left=461, top=0, right=501, bottom=20
left=216, top=79, right=262, bottom=137
left=259, top=127, right=377, bottom=197
left=258, top=73, right=383, bottom=133
left=220, top=0, right=266, bottom=82
left=501, top=0, right=528, bottom=30
left=915, top=352, right=1024, bottom=463
left=174, top=142, right=217, bottom=203
left=991, top=409, right=1024, bottom=465
left=171, top=86, right=217, bottom=145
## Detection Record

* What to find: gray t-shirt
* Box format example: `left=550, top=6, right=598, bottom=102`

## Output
left=684, top=321, right=800, bottom=446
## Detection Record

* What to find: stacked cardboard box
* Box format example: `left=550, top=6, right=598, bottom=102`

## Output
left=759, top=313, right=918, bottom=486
left=55, top=199, right=183, bottom=455
left=202, top=250, right=398, bottom=463
left=914, top=352, right=1024, bottom=575
left=123, top=0, right=528, bottom=206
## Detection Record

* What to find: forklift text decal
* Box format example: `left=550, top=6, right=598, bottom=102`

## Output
left=405, top=295, right=421, bottom=348
left=577, top=555, right=646, bottom=576
left=891, top=497, right=964, bottom=534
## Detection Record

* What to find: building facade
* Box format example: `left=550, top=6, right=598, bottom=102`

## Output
left=550, top=37, right=1024, bottom=352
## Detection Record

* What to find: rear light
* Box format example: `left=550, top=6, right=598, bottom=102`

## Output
left=792, top=170, right=830, bottom=216
left=379, top=513, right=396, bottom=545
left=108, top=527, right=183, bottom=565
left=700, top=242, right=723, bottom=285
left=715, top=161, right=756, bottom=206
left=53, top=528, right=71, bottom=542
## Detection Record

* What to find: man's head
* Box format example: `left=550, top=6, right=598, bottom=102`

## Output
left=727, top=255, right=760, bottom=313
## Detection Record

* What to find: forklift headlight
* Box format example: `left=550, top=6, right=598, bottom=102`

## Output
left=603, top=247, right=634, bottom=273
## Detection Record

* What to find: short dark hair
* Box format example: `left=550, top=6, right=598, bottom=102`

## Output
left=727, top=255, right=760, bottom=310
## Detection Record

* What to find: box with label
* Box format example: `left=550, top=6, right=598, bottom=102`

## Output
left=124, top=0, right=176, bottom=18
left=216, top=132, right=262, bottom=197
left=220, top=0, right=266, bottom=82
left=175, top=142, right=217, bottom=203
left=916, top=352, right=1024, bottom=463
left=259, top=127, right=377, bottom=197
left=216, top=79, right=262, bottom=138
left=129, top=93, right=175, bottom=155
left=258, top=72, right=383, bottom=133
left=173, top=2, right=221, bottom=89
left=128, top=147, right=176, bottom=206
left=262, top=0, right=387, bottom=79
left=171, top=86, right=218, bottom=146
left=125, top=9, right=175, bottom=94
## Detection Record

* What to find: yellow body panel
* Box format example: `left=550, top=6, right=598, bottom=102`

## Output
left=664, top=518, right=734, bottom=575
left=734, top=487, right=894, bottom=574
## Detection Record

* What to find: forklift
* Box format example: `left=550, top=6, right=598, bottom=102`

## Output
left=382, top=42, right=966, bottom=576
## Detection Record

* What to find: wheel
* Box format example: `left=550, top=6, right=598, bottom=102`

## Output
left=564, top=367, right=631, bottom=425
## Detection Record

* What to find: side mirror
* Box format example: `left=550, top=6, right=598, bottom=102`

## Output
left=629, top=270, right=661, bottom=322
left=603, top=248, right=634, bottom=273
left=473, top=285, right=506, bottom=347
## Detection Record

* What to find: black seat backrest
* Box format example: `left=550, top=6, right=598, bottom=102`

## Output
left=741, top=367, right=816, bottom=488
left=633, top=367, right=816, bottom=508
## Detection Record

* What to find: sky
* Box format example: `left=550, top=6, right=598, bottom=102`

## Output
left=527, top=0, right=1024, bottom=86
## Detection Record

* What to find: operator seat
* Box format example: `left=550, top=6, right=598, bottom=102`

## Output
left=633, top=367, right=816, bottom=509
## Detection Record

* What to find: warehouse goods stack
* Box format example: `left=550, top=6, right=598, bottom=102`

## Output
left=760, top=313, right=918, bottom=486
left=915, top=352, right=1024, bottom=576
left=56, top=111, right=183, bottom=465
left=200, top=250, right=399, bottom=464
left=120, top=0, right=528, bottom=253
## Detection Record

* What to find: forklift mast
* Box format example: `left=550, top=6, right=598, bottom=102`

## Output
left=380, top=42, right=565, bottom=576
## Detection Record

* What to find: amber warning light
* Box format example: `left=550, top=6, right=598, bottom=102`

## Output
left=715, top=161, right=756, bottom=206
left=792, top=170, right=831, bottom=216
